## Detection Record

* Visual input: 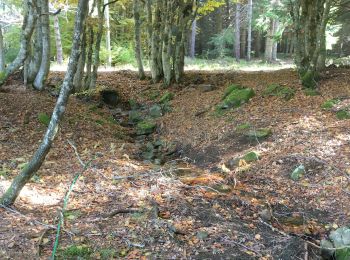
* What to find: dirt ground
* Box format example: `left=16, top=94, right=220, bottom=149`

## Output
left=0, top=68, right=350, bottom=259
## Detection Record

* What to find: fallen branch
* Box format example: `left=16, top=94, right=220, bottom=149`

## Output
left=105, top=208, right=142, bottom=218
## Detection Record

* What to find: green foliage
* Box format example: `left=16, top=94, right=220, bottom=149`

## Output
left=100, top=248, right=117, bottom=259
left=263, top=84, right=295, bottom=101
left=198, top=0, right=225, bottom=16
left=62, top=245, right=92, bottom=258
left=3, top=25, right=21, bottom=63
left=236, top=123, right=251, bottom=132
left=102, top=44, right=135, bottom=65
left=38, top=113, right=51, bottom=126
left=321, top=99, right=340, bottom=110
left=208, top=28, right=235, bottom=58
left=136, top=121, right=156, bottom=135
left=218, top=85, right=255, bottom=109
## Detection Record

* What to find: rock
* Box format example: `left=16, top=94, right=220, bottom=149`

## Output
left=101, top=90, right=119, bottom=106
left=218, top=85, right=255, bottom=109
left=198, top=84, right=214, bottom=92
left=159, top=91, right=174, bottom=104
left=136, top=121, right=156, bottom=135
left=196, top=231, right=209, bottom=240
left=225, top=158, right=240, bottom=170
left=290, top=165, right=305, bottom=181
left=321, top=226, right=350, bottom=259
left=129, top=110, right=142, bottom=124
left=244, top=128, right=272, bottom=140
left=149, top=104, right=163, bottom=118
left=259, top=209, right=272, bottom=221
left=262, top=84, right=295, bottom=101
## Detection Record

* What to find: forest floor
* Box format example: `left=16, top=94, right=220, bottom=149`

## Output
left=0, top=67, right=350, bottom=259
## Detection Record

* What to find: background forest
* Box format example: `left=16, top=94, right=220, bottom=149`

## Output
left=1, top=0, right=350, bottom=259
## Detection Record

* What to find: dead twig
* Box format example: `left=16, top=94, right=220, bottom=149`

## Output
left=105, top=208, right=142, bottom=218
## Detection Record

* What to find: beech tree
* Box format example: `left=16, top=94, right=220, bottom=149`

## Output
left=0, top=0, right=89, bottom=206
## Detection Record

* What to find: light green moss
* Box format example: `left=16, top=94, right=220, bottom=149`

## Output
left=304, top=88, right=320, bottom=96
left=242, top=151, right=260, bottom=162
left=321, top=99, right=340, bottom=110
left=222, top=84, right=242, bottom=99
left=218, top=86, right=255, bottom=109
left=245, top=128, right=272, bottom=139
left=236, top=123, right=251, bottom=132
left=159, top=91, right=174, bottom=104
left=263, top=84, right=295, bottom=101
left=38, top=113, right=50, bottom=126
left=62, top=245, right=92, bottom=258
left=301, top=71, right=317, bottom=89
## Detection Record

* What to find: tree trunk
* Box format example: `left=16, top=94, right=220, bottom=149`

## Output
left=246, top=0, right=253, bottom=61
left=73, top=29, right=87, bottom=92
left=0, top=25, right=4, bottom=72
left=133, top=0, right=145, bottom=79
left=53, top=15, right=64, bottom=65
left=272, top=20, right=279, bottom=61
left=241, top=28, right=247, bottom=59
left=162, top=0, right=173, bottom=87
left=33, top=0, right=51, bottom=90
left=234, top=3, right=240, bottom=62
left=150, top=0, right=163, bottom=83
left=189, top=19, right=196, bottom=59
left=104, top=0, right=112, bottom=67
left=0, top=0, right=36, bottom=86
left=0, top=0, right=89, bottom=206
left=84, top=26, right=94, bottom=88
left=90, top=0, right=103, bottom=89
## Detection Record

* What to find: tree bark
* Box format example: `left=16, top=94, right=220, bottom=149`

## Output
left=33, top=0, right=51, bottom=90
left=133, top=0, right=145, bottom=79
left=53, top=14, right=64, bottom=65
left=104, top=0, right=112, bottom=67
left=0, top=25, right=4, bottom=73
left=246, top=0, right=252, bottom=61
left=234, top=3, right=241, bottom=62
left=73, top=29, right=87, bottom=92
left=0, top=0, right=36, bottom=86
left=0, top=0, right=89, bottom=207
left=189, top=19, right=196, bottom=59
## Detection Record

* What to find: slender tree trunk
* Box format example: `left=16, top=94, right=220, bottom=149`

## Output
left=272, top=20, right=279, bottom=61
left=234, top=3, right=241, bottom=62
left=0, top=0, right=36, bottom=86
left=150, top=0, right=163, bottom=83
left=241, top=28, right=247, bottom=59
left=133, top=0, right=145, bottom=79
left=26, top=18, right=43, bottom=84
left=0, top=25, right=5, bottom=73
left=0, top=0, right=89, bottom=206
left=84, top=26, right=94, bottom=88
left=53, top=15, right=64, bottom=65
left=255, top=30, right=261, bottom=57
left=90, top=0, right=103, bottom=89
left=73, top=29, right=87, bottom=92
left=104, top=0, right=112, bottom=67
left=146, top=0, right=152, bottom=60
left=189, top=19, right=196, bottom=59
left=246, top=0, right=253, bottom=61
left=33, top=0, right=51, bottom=90
left=265, top=19, right=275, bottom=62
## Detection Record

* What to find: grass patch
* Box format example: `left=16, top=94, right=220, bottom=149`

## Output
left=336, top=110, right=350, bottom=120
left=61, top=245, right=92, bottom=258
left=38, top=112, right=50, bottom=126
left=321, top=99, right=340, bottom=110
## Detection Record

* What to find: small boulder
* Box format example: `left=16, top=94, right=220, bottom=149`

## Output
left=290, top=165, right=305, bottom=181
left=244, top=128, right=272, bottom=140
left=149, top=104, right=163, bottom=118
left=129, top=110, right=142, bottom=124
left=242, top=151, right=259, bottom=163
left=218, top=85, right=255, bottom=109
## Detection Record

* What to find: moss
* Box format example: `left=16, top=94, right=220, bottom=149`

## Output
left=149, top=104, right=163, bottom=118
left=242, top=151, right=260, bottom=162
left=129, top=110, right=142, bottom=123
left=218, top=87, right=255, bottom=109
left=129, top=99, right=140, bottom=110
left=301, top=70, right=317, bottom=89
left=222, top=84, right=242, bottom=99
left=336, top=110, right=350, bottom=120
left=38, top=113, right=50, bottom=126
left=245, top=128, right=272, bottom=139
left=159, top=91, right=174, bottom=104
left=321, top=99, right=340, bottom=110
left=304, top=88, right=320, bottom=96
left=0, top=71, right=5, bottom=82
left=95, top=119, right=105, bottom=125
left=62, top=245, right=92, bottom=258
left=263, top=84, right=295, bottom=101
left=236, top=123, right=251, bottom=132
left=136, top=121, right=156, bottom=135
left=100, top=248, right=117, bottom=259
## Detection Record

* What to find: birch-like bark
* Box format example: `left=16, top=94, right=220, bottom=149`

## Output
left=33, top=0, right=51, bottom=90
left=0, top=0, right=88, bottom=206
left=53, top=15, right=64, bottom=65
left=246, top=0, right=252, bottom=61
left=104, top=0, right=112, bottom=67
left=133, top=0, right=145, bottom=79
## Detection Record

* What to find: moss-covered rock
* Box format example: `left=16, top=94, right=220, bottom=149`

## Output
left=136, top=121, right=156, bottom=135
left=304, top=88, right=320, bottom=96
left=290, top=165, right=305, bottom=181
left=245, top=128, right=272, bottom=140
left=159, top=91, right=174, bottom=104
left=263, top=84, right=295, bottom=101
left=336, top=110, right=350, bottom=120
left=129, top=110, right=142, bottom=123
left=321, top=99, right=340, bottom=110
left=236, top=123, right=251, bottom=132
left=321, top=226, right=350, bottom=260
left=218, top=85, right=255, bottom=109
left=38, top=112, right=50, bottom=126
